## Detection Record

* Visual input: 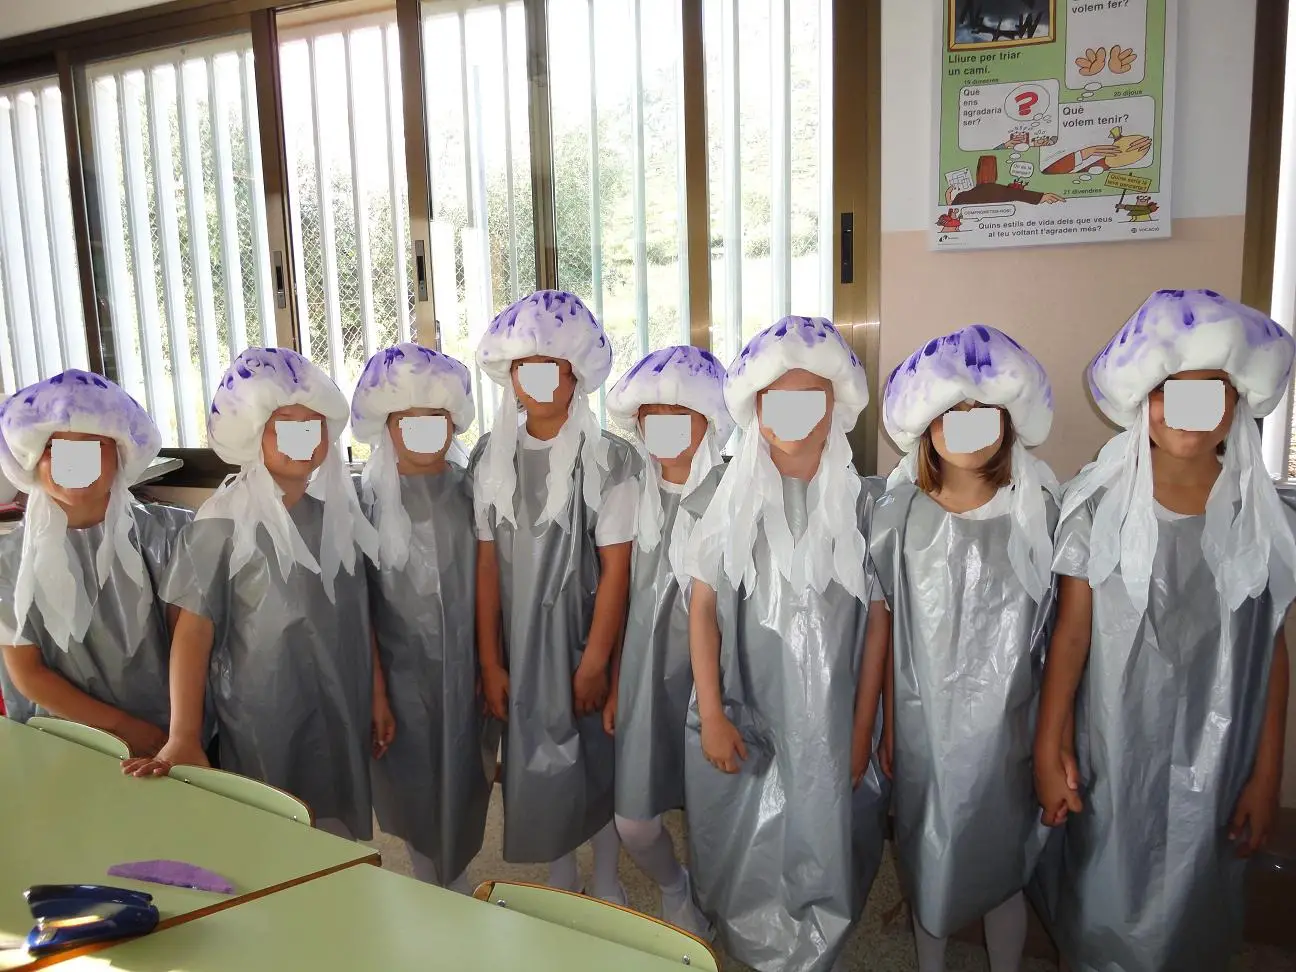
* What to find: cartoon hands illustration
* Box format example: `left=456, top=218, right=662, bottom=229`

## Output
left=1108, top=45, right=1138, bottom=74
left=1075, top=47, right=1106, bottom=76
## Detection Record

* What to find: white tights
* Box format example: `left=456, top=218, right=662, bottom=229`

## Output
left=615, top=814, right=688, bottom=896
left=547, top=819, right=622, bottom=899
left=913, top=891, right=1027, bottom=972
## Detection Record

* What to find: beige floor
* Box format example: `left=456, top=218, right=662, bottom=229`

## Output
left=367, top=790, right=1296, bottom=972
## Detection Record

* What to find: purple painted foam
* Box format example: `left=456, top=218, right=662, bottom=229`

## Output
left=351, top=343, right=475, bottom=440
left=882, top=324, right=1052, bottom=452
left=108, top=860, right=234, bottom=895
left=606, top=345, right=733, bottom=440
left=1087, top=289, right=1295, bottom=425
left=476, top=290, right=613, bottom=391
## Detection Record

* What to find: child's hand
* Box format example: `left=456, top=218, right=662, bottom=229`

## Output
left=116, top=717, right=169, bottom=759
left=1230, top=773, right=1279, bottom=857
left=122, top=736, right=209, bottom=778
left=602, top=685, right=618, bottom=736
left=573, top=660, right=609, bottom=717
left=482, top=665, right=510, bottom=722
left=1034, top=746, right=1083, bottom=826
left=700, top=715, right=747, bottom=774
left=372, top=694, right=396, bottom=759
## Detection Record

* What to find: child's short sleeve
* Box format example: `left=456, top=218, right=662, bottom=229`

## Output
left=1052, top=500, right=1093, bottom=581
left=595, top=478, right=639, bottom=547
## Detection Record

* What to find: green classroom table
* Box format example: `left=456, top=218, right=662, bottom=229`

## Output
left=0, top=718, right=378, bottom=970
left=47, top=864, right=694, bottom=972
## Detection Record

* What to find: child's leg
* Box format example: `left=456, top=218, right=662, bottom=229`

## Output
left=983, top=891, right=1027, bottom=972
left=912, top=912, right=948, bottom=972
left=588, top=819, right=624, bottom=903
left=547, top=852, right=581, bottom=892
left=315, top=818, right=355, bottom=841
left=615, top=814, right=686, bottom=891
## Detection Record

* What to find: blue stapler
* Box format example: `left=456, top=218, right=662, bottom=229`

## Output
left=22, top=885, right=160, bottom=956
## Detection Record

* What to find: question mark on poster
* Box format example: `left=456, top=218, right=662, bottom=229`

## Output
left=1005, top=83, right=1050, bottom=121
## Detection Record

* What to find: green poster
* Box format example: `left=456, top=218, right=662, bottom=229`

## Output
left=933, top=0, right=1176, bottom=250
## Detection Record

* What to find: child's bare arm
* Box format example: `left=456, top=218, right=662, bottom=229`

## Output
left=3, top=644, right=165, bottom=756
left=1230, top=629, right=1289, bottom=856
left=1034, top=575, right=1093, bottom=822
left=852, top=603, right=891, bottom=786
left=573, top=542, right=632, bottom=716
left=125, top=608, right=213, bottom=775
left=689, top=580, right=746, bottom=772
left=476, top=540, right=509, bottom=720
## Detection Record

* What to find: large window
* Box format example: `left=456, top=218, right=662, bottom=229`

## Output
left=704, top=0, right=834, bottom=365
left=421, top=0, right=535, bottom=443
left=86, top=37, right=272, bottom=447
left=0, top=78, right=88, bottom=393
left=279, top=9, right=415, bottom=404
left=1, top=0, right=864, bottom=471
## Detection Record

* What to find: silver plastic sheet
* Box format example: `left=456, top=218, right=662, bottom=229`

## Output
left=1034, top=488, right=1296, bottom=972
left=0, top=502, right=192, bottom=732
left=869, top=484, right=1055, bottom=938
left=470, top=430, right=641, bottom=863
left=161, top=495, right=374, bottom=839
left=363, top=467, right=491, bottom=882
left=615, top=485, right=694, bottom=820
left=683, top=468, right=890, bottom=972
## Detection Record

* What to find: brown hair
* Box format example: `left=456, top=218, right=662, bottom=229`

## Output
left=975, top=155, right=999, bottom=186
left=916, top=409, right=1017, bottom=494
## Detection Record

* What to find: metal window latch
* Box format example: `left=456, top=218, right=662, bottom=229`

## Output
left=415, top=240, right=429, bottom=302
left=272, top=251, right=287, bottom=310
left=840, top=212, right=854, bottom=284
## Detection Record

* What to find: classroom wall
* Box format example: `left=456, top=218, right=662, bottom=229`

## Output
left=0, top=0, right=171, bottom=40
left=878, top=0, right=1257, bottom=481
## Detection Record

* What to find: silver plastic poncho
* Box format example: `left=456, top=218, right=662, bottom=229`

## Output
left=0, top=502, right=192, bottom=730
left=1034, top=488, right=1296, bottom=972
left=683, top=467, right=890, bottom=972
left=161, top=495, right=374, bottom=839
left=869, top=483, right=1055, bottom=938
left=469, top=428, right=641, bottom=863
left=362, top=466, right=491, bottom=881
left=615, top=481, right=698, bottom=819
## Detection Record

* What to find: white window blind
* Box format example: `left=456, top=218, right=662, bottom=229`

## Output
left=0, top=78, right=89, bottom=395
left=87, top=38, right=272, bottom=446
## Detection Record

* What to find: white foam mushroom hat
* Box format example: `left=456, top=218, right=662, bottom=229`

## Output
left=0, top=370, right=162, bottom=650
left=1063, top=289, right=1296, bottom=613
left=351, top=343, right=474, bottom=570
left=882, top=325, right=1059, bottom=602
left=606, top=345, right=732, bottom=589
left=199, top=347, right=378, bottom=600
left=688, top=316, right=872, bottom=603
left=475, top=290, right=615, bottom=530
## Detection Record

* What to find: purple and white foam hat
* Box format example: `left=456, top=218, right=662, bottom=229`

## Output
left=475, top=290, right=614, bottom=530
left=1064, top=289, right=1296, bottom=612
left=0, top=371, right=161, bottom=649
left=200, top=347, right=378, bottom=599
left=606, top=346, right=732, bottom=589
left=882, top=325, right=1058, bottom=602
left=351, top=344, right=474, bottom=570
left=688, top=317, right=871, bottom=603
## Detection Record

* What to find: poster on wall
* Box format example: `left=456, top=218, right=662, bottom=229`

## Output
left=931, top=0, right=1177, bottom=251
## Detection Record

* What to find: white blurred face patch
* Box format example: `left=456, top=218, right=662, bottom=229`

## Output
left=1163, top=379, right=1225, bottom=431
left=275, top=420, right=322, bottom=461
left=643, top=414, right=692, bottom=459
left=942, top=407, right=1001, bottom=454
left=763, top=390, right=826, bottom=442
left=50, top=439, right=102, bottom=488
left=400, top=415, right=449, bottom=454
left=518, top=362, right=560, bottom=403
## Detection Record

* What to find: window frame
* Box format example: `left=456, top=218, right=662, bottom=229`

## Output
left=0, top=0, right=882, bottom=484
